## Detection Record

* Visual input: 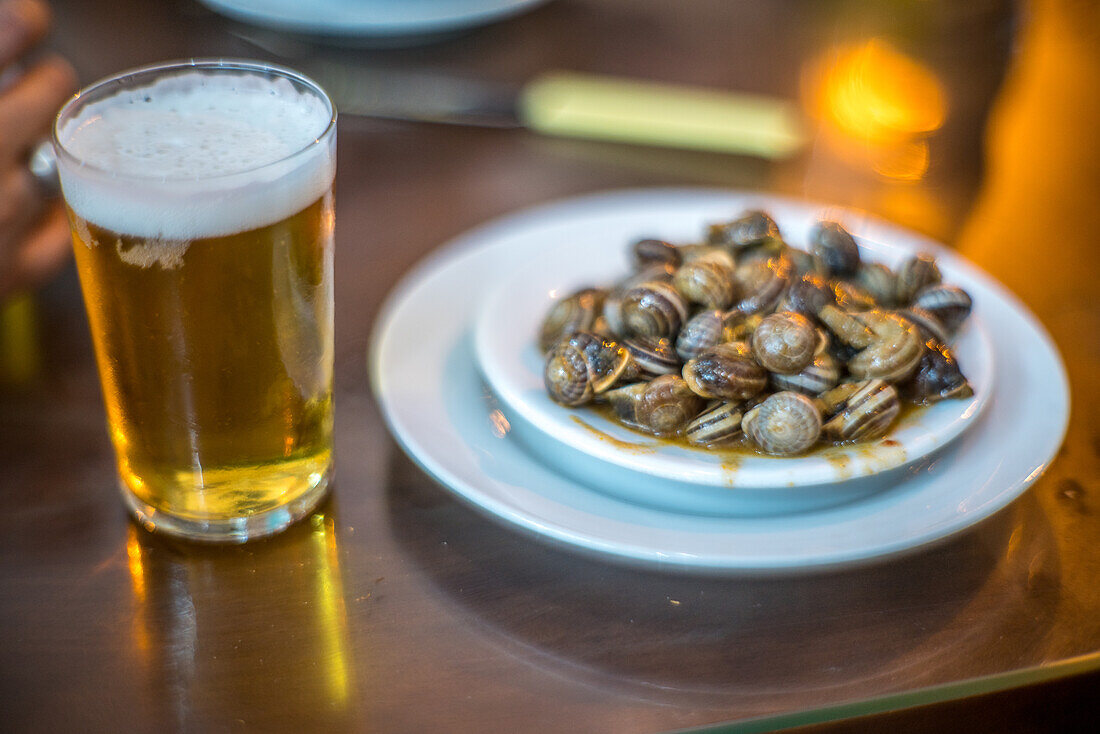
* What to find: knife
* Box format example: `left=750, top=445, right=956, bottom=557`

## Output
left=304, top=62, right=806, bottom=159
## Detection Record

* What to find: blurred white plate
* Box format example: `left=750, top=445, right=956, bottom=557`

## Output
left=473, top=198, right=995, bottom=515
left=201, top=0, right=548, bottom=37
left=369, top=188, right=1069, bottom=571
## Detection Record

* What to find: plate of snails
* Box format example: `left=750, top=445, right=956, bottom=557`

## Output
left=373, top=188, right=1067, bottom=569
left=474, top=197, right=995, bottom=515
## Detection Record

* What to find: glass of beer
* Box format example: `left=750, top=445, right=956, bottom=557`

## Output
left=52, top=60, right=337, bottom=542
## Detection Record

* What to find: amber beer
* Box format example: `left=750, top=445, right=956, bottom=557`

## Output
left=54, top=61, right=337, bottom=541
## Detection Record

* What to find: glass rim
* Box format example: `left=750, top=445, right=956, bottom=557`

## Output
left=51, top=58, right=337, bottom=184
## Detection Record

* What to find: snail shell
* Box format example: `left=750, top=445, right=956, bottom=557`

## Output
left=855, top=262, right=897, bottom=307
left=605, top=381, right=647, bottom=425
left=568, top=331, right=631, bottom=393
left=751, top=311, right=817, bottom=375
left=603, top=263, right=675, bottom=336
left=633, top=374, right=705, bottom=436
left=539, top=287, right=606, bottom=353
left=685, top=401, right=743, bottom=447
left=707, top=209, right=782, bottom=251
left=620, top=280, right=689, bottom=339
left=673, top=248, right=737, bottom=309
left=544, top=338, right=595, bottom=406
left=632, top=238, right=681, bottom=270
left=902, top=340, right=974, bottom=404
left=622, top=336, right=681, bottom=380
left=722, top=312, right=763, bottom=343
left=676, top=309, right=728, bottom=361
left=817, top=303, right=875, bottom=349
left=818, top=307, right=922, bottom=383
left=895, top=253, right=942, bottom=304
left=743, top=391, right=822, bottom=455
left=832, top=280, right=877, bottom=312
left=820, top=379, right=901, bottom=442
left=682, top=342, right=768, bottom=400
left=846, top=311, right=923, bottom=383
left=543, top=331, right=630, bottom=406
left=896, top=306, right=950, bottom=346
left=785, top=247, right=818, bottom=277
left=810, top=220, right=861, bottom=277
left=732, top=254, right=792, bottom=316
left=912, top=283, right=972, bottom=334
left=780, top=272, right=836, bottom=320
left=769, top=352, right=840, bottom=396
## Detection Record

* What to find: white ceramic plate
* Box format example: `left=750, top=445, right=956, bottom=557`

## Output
left=369, top=188, right=1069, bottom=571
left=200, top=0, right=548, bottom=37
left=473, top=201, right=994, bottom=515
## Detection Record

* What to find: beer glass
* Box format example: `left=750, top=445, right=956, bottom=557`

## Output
left=53, top=60, right=337, bottom=542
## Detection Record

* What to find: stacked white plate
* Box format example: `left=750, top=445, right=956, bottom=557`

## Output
left=200, top=0, right=549, bottom=39
left=370, top=189, right=1069, bottom=573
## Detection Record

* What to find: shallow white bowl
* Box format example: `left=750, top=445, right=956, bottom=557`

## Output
left=474, top=194, right=995, bottom=515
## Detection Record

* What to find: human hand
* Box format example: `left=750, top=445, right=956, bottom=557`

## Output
left=0, top=0, right=77, bottom=299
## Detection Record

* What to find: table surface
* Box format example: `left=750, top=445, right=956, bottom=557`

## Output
left=4, top=1, right=1100, bottom=732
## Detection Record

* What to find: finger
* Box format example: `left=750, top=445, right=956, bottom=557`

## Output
left=0, top=168, right=45, bottom=296
left=14, top=204, right=71, bottom=288
left=0, top=0, right=51, bottom=71
left=0, top=166, right=46, bottom=239
left=0, top=204, right=70, bottom=298
left=0, top=55, right=77, bottom=164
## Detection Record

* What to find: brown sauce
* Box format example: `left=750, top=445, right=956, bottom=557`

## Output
left=574, top=398, right=926, bottom=461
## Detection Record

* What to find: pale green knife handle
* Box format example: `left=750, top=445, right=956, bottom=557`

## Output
left=519, top=71, right=805, bottom=159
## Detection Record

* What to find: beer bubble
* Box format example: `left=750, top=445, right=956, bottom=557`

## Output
left=72, top=215, right=97, bottom=249
left=114, top=238, right=190, bottom=270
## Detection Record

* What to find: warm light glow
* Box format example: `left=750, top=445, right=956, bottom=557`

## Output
left=126, top=530, right=147, bottom=604
left=489, top=409, right=511, bottom=438
left=871, top=140, right=931, bottom=181
left=125, top=527, right=151, bottom=655
left=805, top=39, right=947, bottom=183
left=310, top=512, right=352, bottom=705
left=819, top=39, right=946, bottom=144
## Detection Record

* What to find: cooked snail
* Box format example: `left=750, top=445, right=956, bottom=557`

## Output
left=731, top=254, right=792, bottom=316
left=810, top=220, right=861, bottom=277
left=543, top=331, right=629, bottom=406
left=673, top=248, right=737, bottom=309
left=685, top=401, right=744, bottom=447
left=537, top=208, right=977, bottom=454
left=912, top=283, right=972, bottom=335
left=817, top=306, right=922, bottom=383
left=621, top=336, right=681, bottom=380
left=902, top=339, right=974, bottom=404
left=632, top=238, right=681, bottom=270
left=895, top=253, right=942, bottom=304
left=676, top=309, right=730, bottom=361
left=606, top=374, right=704, bottom=436
left=707, top=209, right=782, bottom=252
left=539, top=287, right=606, bottom=353
left=620, top=280, right=688, bottom=339
left=820, top=379, right=901, bottom=442
left=750, top=311, right=816, bottom=375
left=682, top=342, right=768, bottom=401
left=743, top=391, right=823, bottom=455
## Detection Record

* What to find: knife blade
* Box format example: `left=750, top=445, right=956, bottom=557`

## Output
left=304, top=62, right=806, bottom=159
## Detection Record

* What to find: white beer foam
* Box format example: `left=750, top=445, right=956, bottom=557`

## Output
left=56, top=69, right=334, bottom=240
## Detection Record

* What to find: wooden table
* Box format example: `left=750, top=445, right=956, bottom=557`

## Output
left=4, top=1, right=1100, bottom=731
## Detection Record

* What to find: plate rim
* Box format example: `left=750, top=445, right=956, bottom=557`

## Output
left=199, top=0, right=549, bottom=36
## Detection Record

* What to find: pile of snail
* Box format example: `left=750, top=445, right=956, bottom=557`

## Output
left=539, top=210, right=975, bottom=456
